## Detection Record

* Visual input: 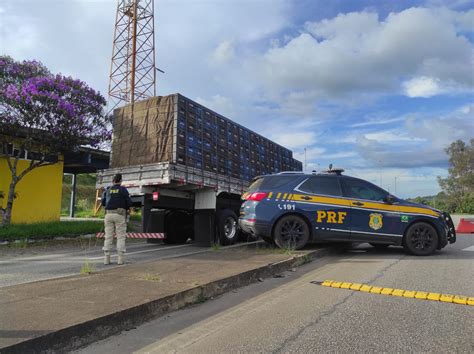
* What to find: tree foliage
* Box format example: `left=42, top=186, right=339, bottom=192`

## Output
left=0, top=55, right=111, bottom=226
left=437, top=139, right=474, bottom=213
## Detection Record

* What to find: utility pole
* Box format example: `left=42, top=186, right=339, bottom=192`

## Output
left=304, top=148, right=307, bottom=172
left=108, top=0, right=158, bottom=111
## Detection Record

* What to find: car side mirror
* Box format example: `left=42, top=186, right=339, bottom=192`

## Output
left=384, top=195, right=396, bottom=204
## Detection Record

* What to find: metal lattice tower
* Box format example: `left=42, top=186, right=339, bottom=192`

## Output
left=108, top=0, right=156, bottom=111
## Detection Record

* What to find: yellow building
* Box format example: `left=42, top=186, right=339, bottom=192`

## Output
left=0, top=157, right=64, bottom=224
left=1, top=138, right=109, bottom=224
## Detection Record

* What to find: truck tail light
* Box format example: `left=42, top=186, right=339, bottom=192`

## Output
left=246, top=192, right=267, bottom=202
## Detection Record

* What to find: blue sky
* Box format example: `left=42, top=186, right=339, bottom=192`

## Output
left=1, top=0, right=473, bottom=197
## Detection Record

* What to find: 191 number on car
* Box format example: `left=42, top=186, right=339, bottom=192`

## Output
left=278, top=203, right=295, bottom=211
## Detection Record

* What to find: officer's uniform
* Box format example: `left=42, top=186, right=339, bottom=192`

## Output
left=101, top=184, right=132, bottom=263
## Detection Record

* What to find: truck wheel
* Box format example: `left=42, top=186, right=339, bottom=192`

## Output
left=217, top=209, right=239, bottom=245
left=274, top=215, right=309, bottom=250
left=163, top=211, right=191, bottom=244
left=403, top=222, right=438, bottom=256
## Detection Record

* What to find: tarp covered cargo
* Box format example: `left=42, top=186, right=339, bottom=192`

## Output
left=111, top=94, right=302, bottom=181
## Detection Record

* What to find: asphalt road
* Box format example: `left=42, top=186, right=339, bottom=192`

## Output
left=0, top=239, right=217, bottom=288
left=77, top=234, right=474, bottom=353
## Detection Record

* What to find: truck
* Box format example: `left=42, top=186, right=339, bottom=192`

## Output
left=96, top=93, right=302, bottom=246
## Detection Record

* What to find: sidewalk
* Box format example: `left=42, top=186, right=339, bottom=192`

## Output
left=0, top=244, right=334, bottom=353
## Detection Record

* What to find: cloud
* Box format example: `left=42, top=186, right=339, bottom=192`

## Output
left=211, top=40, right=235, bottom=64
left=195, top=95, right=237, bottom=118
left=352, top=103, right=474, bottom=168
left=253, top=7, right=474, bottom=106
left=350, top=116, right=405, bottom=128
left=271, top=132, right=318, bottom=149
left=403, top=76, right=444, bottom=97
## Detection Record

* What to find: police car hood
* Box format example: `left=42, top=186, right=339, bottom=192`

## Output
left=399, top=199, right=442, bottom=214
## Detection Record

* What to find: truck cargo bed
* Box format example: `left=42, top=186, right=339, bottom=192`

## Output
left=96, top=162, right=249, bottom=196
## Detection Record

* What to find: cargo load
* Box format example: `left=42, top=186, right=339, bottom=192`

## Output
left=110, top=93, right=302, bottom=181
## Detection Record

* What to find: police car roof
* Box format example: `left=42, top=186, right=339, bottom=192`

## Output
left=255, top=168, right=346, bottom=180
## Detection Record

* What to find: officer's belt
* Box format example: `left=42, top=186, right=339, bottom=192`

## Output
left=106, top=208, right=126, bottom=216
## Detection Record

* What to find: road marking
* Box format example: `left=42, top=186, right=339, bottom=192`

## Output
left=462, top=245, right=474, bottom=251
left=88, top=244, right=193, bottom=260
left=312, top=280, right=474, bottom=306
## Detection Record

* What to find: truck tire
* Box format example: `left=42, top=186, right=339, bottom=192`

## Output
left=217, top=209, right=239, bottom=245
left=403, top=222, right=438, bottom=256
left=274, top=215, right=309, bottom=250
left=163, top=210, right=192, bottom=244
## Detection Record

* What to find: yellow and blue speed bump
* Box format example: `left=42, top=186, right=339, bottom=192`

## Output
left=311, top=280, right=474, bottom=307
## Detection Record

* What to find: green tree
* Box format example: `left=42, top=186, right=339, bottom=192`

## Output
left=437, top=139, right=474, bottom=213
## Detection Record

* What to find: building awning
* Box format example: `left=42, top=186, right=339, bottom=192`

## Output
left=63, top=147, right=110, bottom=174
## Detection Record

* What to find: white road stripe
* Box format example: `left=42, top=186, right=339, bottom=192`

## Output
left=0, top=244, right=192, bottom=263
left=88, top=244, right=193, bottom=259
left=461, top=245, right=474, bottom=252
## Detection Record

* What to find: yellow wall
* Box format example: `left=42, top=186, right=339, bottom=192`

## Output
left=0, top=158, right=63, bottom=224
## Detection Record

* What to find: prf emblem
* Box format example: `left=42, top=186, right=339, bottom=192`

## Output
left=369, top=213, right=383, bottom=230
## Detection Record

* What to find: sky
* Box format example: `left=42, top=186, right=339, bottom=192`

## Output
left=1, top=0, right=473, bottom=198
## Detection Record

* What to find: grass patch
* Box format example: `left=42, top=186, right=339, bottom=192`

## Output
left=141, top=274, right=161, bottom=282
left=80, top=259, right=96, bottom=275
left=195, top=291, right=206, bottom=304
left=211, top=243, right=221, bottom=251
left=0, top=220, right=103, bottom=241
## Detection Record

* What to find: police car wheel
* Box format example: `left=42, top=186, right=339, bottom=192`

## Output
left=274, top=215, right=310, bottom=250
left=217, top=209, right=239, bottom=245
left=404, top=222, right=438, bottom=256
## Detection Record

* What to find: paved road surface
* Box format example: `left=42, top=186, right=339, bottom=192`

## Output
left=0, top=240, right=217, bottom=288
left=78, top=234, right=474, bottom=353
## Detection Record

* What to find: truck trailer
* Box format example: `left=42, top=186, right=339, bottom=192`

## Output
left=96, top=94, right=302, bottom=246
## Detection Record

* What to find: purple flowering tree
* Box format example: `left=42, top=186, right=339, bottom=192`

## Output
left=0, top=56, right=111, bottom=226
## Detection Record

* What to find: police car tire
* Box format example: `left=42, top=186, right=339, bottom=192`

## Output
left=403, top=222, right=439, bottom=256
left=217, top=209, right=239, bottom=245
left=274, top=215, right=310, bottom=250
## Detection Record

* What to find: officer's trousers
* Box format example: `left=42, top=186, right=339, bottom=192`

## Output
left=103, top=212, right=127, bottom=253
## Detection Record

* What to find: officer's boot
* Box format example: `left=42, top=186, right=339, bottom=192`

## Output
left=104, top=251, right=111, bottom=265
left=117, top=251, right=125, bottom=265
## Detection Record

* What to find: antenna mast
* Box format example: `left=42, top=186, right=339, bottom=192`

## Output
left=108, top=0, right=156, bottom=111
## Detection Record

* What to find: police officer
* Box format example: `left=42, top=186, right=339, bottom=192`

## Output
left=101, top=173, right=133, bottom=265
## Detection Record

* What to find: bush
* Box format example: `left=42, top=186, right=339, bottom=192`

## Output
left=0, top=221, right=103, bottom=241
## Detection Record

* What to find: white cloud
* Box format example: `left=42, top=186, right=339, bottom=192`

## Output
left=271, top=132, right=317, bottom=149
left=351, top=104, right=474, bottom=168
left=351, top=116, right=405, bottom=128
left=211, top=40, right=235, bottom=64
left=364, top=131, right=425, bottom=143
left=403, top=76, right=444, bottom=97
left=195, top=95, right=236, bottom=118
left=254, top=7, right=474, bottom=105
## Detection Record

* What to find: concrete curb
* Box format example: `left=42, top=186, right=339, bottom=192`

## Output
left=2, top=246, right=336, bottom=354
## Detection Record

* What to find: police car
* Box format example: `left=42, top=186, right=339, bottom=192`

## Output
left=239, top=169, right=456, bottom=256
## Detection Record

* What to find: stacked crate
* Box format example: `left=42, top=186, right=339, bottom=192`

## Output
left=111, top=94, right=303, bottom=181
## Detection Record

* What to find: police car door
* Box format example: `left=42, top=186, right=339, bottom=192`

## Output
left=293, top=176, right=351, bottom=241
left=341, top=178, right=402, bottom=243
